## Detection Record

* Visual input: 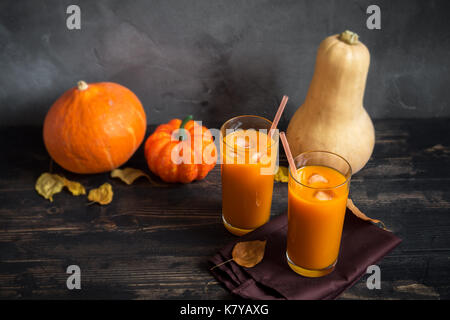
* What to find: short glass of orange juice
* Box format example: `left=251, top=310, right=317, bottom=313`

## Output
left=286, top=151, right=352, bottom=277
left=220, top=115, right=279, bottom=236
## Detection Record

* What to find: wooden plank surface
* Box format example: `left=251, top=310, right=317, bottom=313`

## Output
left=0, top=119, right=449, bottom=299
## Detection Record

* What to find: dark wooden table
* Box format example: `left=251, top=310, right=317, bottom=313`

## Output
left=1, top=119, right=449, bottom=300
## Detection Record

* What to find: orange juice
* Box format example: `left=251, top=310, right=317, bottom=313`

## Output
left=286, top=157, right=351, bottom=277
left=221, top=123, right=277, bottom=236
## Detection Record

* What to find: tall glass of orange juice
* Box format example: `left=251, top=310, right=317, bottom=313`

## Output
left=287, top=151, right=352, bottom=277
left=220, top=116, right=278, bottom=236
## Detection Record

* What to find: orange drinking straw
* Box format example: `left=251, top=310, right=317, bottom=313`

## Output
left=279, top=132, right=298, bottom=179
left=269, top=95, right=288, bottom=139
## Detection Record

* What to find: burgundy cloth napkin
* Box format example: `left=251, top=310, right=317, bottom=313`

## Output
left=209, top=209, right=401, bottom=300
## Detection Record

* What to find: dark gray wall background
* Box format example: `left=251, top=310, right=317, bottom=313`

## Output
left=1, top=0, right=449, bottom=127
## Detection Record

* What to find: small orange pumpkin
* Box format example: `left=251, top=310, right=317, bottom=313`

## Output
left=43, top=81, right=147, bottom=174
left=144, top=116, right=217, bottom=183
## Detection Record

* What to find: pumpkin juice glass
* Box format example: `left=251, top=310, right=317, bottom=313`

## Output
left=220, top=116, right=278, bottom=236
left=287, top=151, right=351, bottom=277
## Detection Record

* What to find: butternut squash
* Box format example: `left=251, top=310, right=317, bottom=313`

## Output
left=286, top=30, right=375, bottom=174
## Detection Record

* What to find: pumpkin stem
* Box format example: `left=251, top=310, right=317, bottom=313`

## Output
left=178, top=115, right=193, bottom=141
left=77, top=81, right=89, bottom=91
left=339, top=30, right=359, bottom=45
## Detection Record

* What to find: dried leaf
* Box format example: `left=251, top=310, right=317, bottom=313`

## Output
left=35, top=173, right=65, bottom=202
left=111, top=167, right=166, bottom=186
left=274, top=166, right=289, bottom=183
left=347, top=198, right=389, bottom=231
left=61, top=177, right=86, bottom=196
left=88, top=183, right=113, bottom=205
left=111, top=167, right=150, bottom=185
left=210, top=240, right=267, bottom=271
left=425, top=144, right=450, bottom=154
left=232, top=240, right=267, bottom=268
left=35, top=173, right=86, bottom=201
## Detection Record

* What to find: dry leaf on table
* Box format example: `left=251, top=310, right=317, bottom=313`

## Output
left=274, top=166, right=289, bottom=183
left=347, top=198, right=389, bottom=231
left=35, top=173, right=65, bottom=202
left=88, top=183, right=113, bottom=205
left=210, top=240, right=267, bottom=270
left=111, top=167, right=165, bottom=186
left=35, top=173, right=86, bottom=202
left=61, top=177, right=86, bottom=196
left=111, top=167, right=150, bottom=185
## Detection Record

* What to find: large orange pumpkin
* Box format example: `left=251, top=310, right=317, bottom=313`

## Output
left=43, top=81, right=147, bottom=174
left=144, top=116, right=217, bottom=183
